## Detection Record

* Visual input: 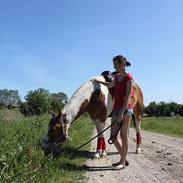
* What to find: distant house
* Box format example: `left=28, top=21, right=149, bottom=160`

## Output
left=142, top=113, right=149, bottom=117
left=170, top=112, right=175, bottom=117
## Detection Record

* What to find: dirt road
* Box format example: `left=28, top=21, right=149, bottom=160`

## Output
left=84, top=119, right=183, bottom=183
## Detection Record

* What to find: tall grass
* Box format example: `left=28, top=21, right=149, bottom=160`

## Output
left=141, top=116, right=183, bottom=137
left=0, top=114, right=94, bottom=183
left=0, top=108, right=24, bottom=122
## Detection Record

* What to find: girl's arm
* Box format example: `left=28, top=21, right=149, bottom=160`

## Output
left=93, top=78, right=115, bottom=88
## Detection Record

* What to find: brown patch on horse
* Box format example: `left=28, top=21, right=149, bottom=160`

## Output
left=133, top=84, right=144, bottom=121
left=87, top=89, right=107, bottom=122
left=74, top=90, right=107, bottom=123
left=128, top=84, right=138, bottom=108
left=75, top=99, right=89, bottom=120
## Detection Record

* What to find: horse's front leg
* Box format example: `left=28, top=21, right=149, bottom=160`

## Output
left=93, top=120, right=107, bottom=158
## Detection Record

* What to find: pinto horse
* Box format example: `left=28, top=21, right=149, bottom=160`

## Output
left=42, top=71, right=144, bottom=157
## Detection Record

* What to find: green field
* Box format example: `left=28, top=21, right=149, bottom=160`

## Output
left=141, top=116, right=183, bottom=138
left=1, top=109, right=183, bottom=182
left=0, top=112, right=94, bottom=183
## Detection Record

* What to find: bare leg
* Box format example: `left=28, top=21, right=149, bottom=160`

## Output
left=119, top=114, right=130, bottom=164
left=111, top=114, right=130, bottom=165
left=110, top=117, right=122, bottom=153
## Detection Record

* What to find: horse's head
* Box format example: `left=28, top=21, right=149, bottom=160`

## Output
left=100, top=70, right=118, bottom=82
left=42, top=111, right=67, bottom=154
left=101, top=71, right=113, bottom=82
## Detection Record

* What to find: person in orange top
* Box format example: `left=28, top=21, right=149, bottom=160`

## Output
left=94, top=55, right=134, bottom=170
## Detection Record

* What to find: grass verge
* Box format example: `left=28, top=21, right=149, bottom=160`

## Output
left=141, top=116, right=183, bottom=138
left=0, top=114, right=94, bottom=183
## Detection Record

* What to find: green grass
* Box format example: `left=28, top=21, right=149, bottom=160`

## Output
left=2, top=109, right=182, bottom=182
left=0, top=114, right=94, bottom=183
left=0, top=108, right=24, bottom=122
left=141, top=116, right=183, bottom=137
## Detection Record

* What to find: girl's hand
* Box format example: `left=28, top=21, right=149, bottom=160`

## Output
left=117, top=114, right=123, bottom=122
left=113, top=113, right=123, bottom=122
left=92, top=78, right=101, bottom=83
left=112, top=114, right=122, bottom=122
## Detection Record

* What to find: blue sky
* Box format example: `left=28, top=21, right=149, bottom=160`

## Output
left=0, top=0, right=183, bottom=106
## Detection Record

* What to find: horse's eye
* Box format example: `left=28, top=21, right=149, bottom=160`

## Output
left=55, top=123, right=61, bottom=128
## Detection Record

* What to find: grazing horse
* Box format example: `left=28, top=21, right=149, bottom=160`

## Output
left=42, top=71, right=144, bottom=157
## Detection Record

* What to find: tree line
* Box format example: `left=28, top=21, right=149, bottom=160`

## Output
left=0, top=89, right=68, bottom=116
left=144, top=101, right=183, bottom=117
left=0, top=89, right=183, bottom=117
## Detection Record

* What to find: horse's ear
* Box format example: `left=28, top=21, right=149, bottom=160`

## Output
left=51, top=111, right=56, bottom=117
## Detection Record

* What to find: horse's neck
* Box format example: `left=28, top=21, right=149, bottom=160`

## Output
left=61, top=78, right=101, bottom=124
left=62, top=101, right=88, bottom=124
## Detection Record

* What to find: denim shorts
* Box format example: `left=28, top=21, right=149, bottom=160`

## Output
left=112, top=108, right=133, bottom=117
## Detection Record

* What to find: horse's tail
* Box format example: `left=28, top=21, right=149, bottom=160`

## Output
left=132, top=113, right=136, bottom=129
left=137, top=84, right=144, bottom=113
left=133, top=84, right=144, bottom=121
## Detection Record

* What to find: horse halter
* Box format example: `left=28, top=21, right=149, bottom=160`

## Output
left=54, top=121, right=67, bottom=145
left=43, top=114, right=67, bottom=152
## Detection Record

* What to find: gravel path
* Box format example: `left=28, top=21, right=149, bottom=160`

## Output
left=84, top=118, right=183, bottom=183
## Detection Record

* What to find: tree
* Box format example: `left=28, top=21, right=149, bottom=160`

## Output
left=20, top=102, right=32, bottom=116
left=178, top=104, right=183, bottom=116
left=144, top=101, right=157, bottom=116
left=20, top=88, right=68, bottom=116
left=0, top=89, right=21, bottom=107
left=24, top=88, right=51, bottom=115
left=144, top=101, right=183, bottom=117
left=157, top=102, right=169, bottom=116
left=50, top=92, right=68, bottom=112
left=169, top=102, right=180, bottom=115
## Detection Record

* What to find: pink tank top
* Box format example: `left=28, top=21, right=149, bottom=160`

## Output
left=113, top=73, right=134, bottom=110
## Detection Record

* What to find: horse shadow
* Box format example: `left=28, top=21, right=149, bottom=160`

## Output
left=43, top=146, right=123, bottom=171
left=63, top=147, right=94, bottom=159
left=54, top=146, right=120, bottom=159
left=58, top=148, right=120, bottom=172
left=60, top=163, right=115, bottom=172
left=45, top=146, right=95, bottom=159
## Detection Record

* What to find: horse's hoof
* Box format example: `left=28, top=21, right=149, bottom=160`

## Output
left=101, top=151, right=107, bottom=158
left=136, top=147, right=141, bottom=154
left=94, top=152, right=101, bottom=159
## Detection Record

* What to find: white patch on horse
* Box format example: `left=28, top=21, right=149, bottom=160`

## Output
left=104, top=87, right=113, bottom=117
left=62, top=76, right=108, bottom=124
left=93, top=77, right=113, bottom=117
left=93, top=119, right=106, bottom=134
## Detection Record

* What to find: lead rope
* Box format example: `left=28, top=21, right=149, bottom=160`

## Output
left=47, top=120, right=122, bottom=158
left=73, top=120, right=122, bottom=153
left=108, top=120, right=123, bottom=144
left=47, top=120, right=123, bottom=157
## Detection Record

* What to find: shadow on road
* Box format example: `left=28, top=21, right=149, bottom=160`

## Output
left=60, top=163, right=115, bottom=172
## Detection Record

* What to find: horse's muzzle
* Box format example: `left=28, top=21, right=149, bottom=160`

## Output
left=41, top=136, right=62, bottom=155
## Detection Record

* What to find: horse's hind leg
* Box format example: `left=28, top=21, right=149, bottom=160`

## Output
left=93, top=120, right=107, bottom=158
left=134, top=114, right=142, bottom=153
